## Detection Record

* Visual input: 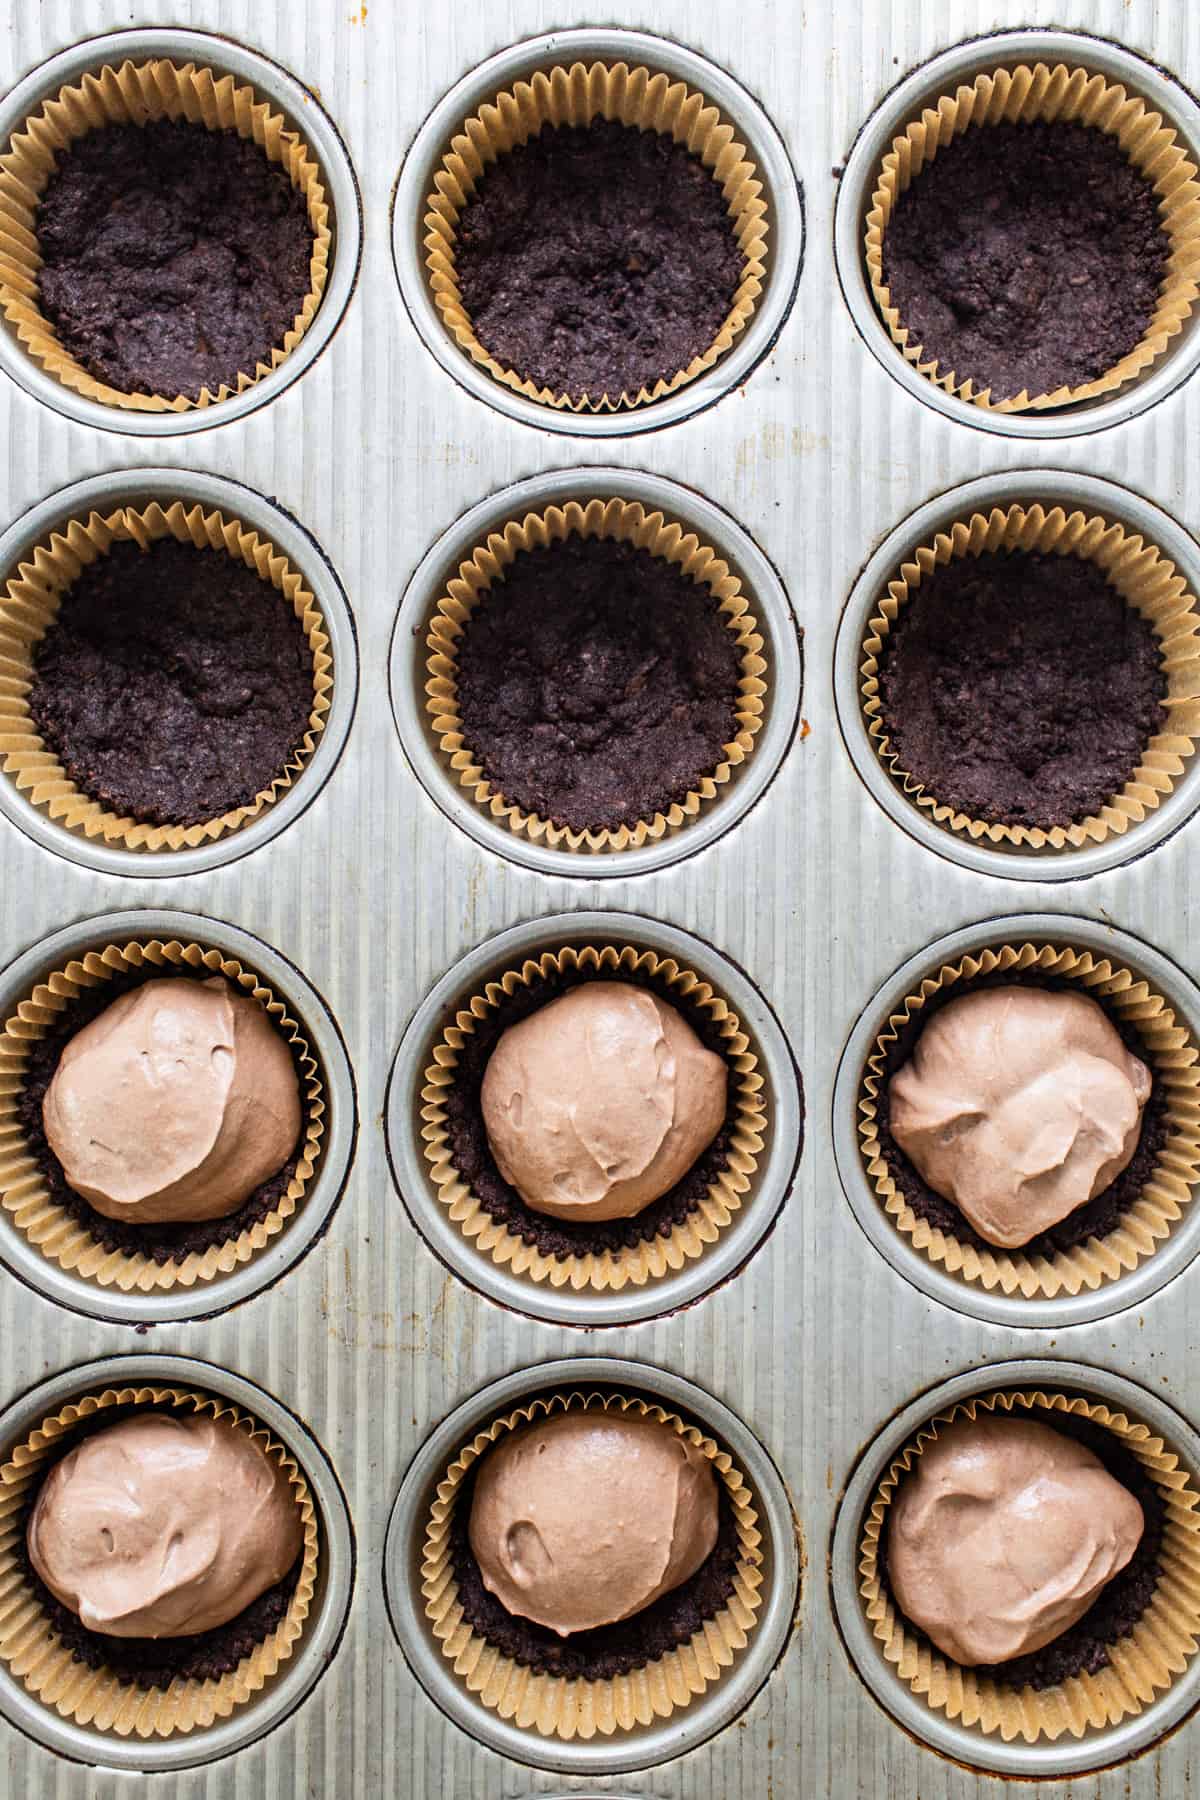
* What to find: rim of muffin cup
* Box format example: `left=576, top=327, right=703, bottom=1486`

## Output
left=831, top=1361, right=1200, bottom=1777
left=391, top=467, right=803, bottom=878
left=0, top=1354, right=353, bottom=1772
left=0, top=910, right=357, bottom=1326
left=833, top=30, right=1200, bottom=438
left=0, top=468, right=358, bottom=878
left=0, top=28, right=363, bottom=435
left=834, top=471, right=1200, bottom=880
left=384, top=1357, right=799, bottom=1776
left=393, top=28, right=805, bottom=436
left=386, top=910, right=804, bottom=1328
left=832, top=913, right=1200, bottom=1330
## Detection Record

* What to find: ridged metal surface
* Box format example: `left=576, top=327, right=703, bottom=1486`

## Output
left=0, top=0, right=1198, bottom=1795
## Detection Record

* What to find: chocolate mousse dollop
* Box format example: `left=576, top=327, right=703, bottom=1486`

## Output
left=28, top=1411, right=303, bottom=1639
left=468, top=1410, right=719, bottom=1636
left=480, top=981, right=727, bottom=1223
left=887, top=1413, right=1144, bottom=1666
left=888, top=986, right=1151, bottom=1248
left=42, top=976, right=302, bottom=1225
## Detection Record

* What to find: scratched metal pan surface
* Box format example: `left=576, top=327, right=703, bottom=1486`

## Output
left=2, top=0, right=1200, bottom=1796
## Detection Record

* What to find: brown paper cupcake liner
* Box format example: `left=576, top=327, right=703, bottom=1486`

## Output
left=860, top=503, right=1200, bottom=850
left=857, top=940, right=1200, bottom=1300
left=422, top=1388, right=764, bottom=1740
left=0, top=499, right=332, bottom=853
left=865, top=62, right=1200, bottom=412
left=0, top=58, right=331, bottom=412
left=0, top=1383, right=319, bottom=1737
left=424, top=59, right=768, bottom=411
left=0, top=936, right=326, bottom=1293
left=421, top=941, right=767, bottom=1293
left=426, top=497, right=767, bottom=854
left=858, top=1386, right=1200, bottom=1742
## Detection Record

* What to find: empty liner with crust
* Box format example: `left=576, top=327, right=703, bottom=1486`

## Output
left=859, top=503, right=1200, bottom=851
left=423, top=59, right=768, bottom=411
left=0, top=500, right=332, bottom=854
left=0, top=57, right=331, bottom=412
left=426, top=497, right=767, bottom=855
left=865, top=62, right=1200, bottom=412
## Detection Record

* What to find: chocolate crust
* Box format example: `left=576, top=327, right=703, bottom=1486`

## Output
left=454, top=117, right=744, bottom=400
left=450, top=1449, right=740, bottom=1679
left=880, top=1404, right=1165, bottom=1691
left=879, top=119, right=1168, bottom=402
left=440, top=963, right=742, bottom=1261
left=27, top=537, right=316, bottom=830
left=18, top=1405, right=302, bottom=1691
left=874, top=967, right=1171, bottom=1260
left=876, top=549, right=1167, bottom=832
left=17, top=967, right=308, bottom=1264
left=35, top=118, right=315, bottom=401
left=453, top=535, right=743, bottom=835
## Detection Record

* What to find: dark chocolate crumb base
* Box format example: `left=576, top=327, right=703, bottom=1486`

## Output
left=874, top=967, right=1170, bottom=1261
left=36, top=119, right=315, bottom=401
left=455, top=118, right=744, bottom=401
left=450, top=1454, right=740, bottom=1679
left=876, top=550, right=1168, bottom=832
left=441, top=961, right=738, bottom=1262
left=880, top=119, right=1169, bottom=402
left=28, top=537, right=316, bottom=830
left=17, top=1405, right=301, bottom=1691
left=17, top=966, right=308, bottom=1265
left=880, top=1402, right=1165, bottom=1691
left=454, top=535, right=742, bottom=835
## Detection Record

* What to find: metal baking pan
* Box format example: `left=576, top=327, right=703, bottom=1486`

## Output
left=0, top=3, right=1198, bottom=1796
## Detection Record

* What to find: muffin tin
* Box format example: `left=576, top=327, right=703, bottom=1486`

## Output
left=1, top=4, right=1200, bottom=1797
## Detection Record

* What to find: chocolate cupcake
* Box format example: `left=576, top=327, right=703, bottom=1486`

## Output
left=422, top=1390, right=764, bottom=1740
left=859, top=1389, right=1200, bottom=1741
left=421, top=941, right=769, bottom=1295
left=0, top=58, right=331, bottom=413
left=0, top=502, right=332, bottom=855
left=860, top=504, right=1200, bottom=853
left=865, top=62, right=1200, bottom=412
left=0, top=1384, right=319, bottom=1738
left=0, top=937, right=326, bottom=1295
left=426, top=498, right=766, bottom=855
left=424, top=60, right=768, bottom=412
left=857, top=939, right=1200, bottom=1303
